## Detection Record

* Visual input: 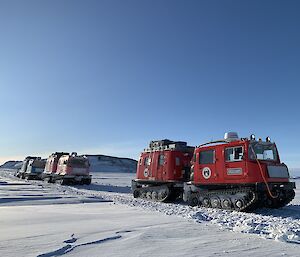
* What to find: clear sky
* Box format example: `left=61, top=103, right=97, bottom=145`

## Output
left=0, top=0, right=299, bottom=167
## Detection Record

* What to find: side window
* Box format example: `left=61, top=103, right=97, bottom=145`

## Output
left=225, top=146, right=243, bottom=161
left=175, top=157, right=180, bottom=166
left=159, top=154, right=165, bottom=166
left=199, top=150, right=215, bottom=164
left=144, top=157, right=151, bottom=166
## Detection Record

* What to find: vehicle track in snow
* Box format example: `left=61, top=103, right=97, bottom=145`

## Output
left=1, top=169, right=300, bottom=245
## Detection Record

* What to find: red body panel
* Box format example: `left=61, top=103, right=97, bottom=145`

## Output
left=192, top=140, right=289, bottom=185
left=136, top=150, right=193, bottom=183
left=56, top=155, right=90, bottom=176
left=44, top=157, right=59, bottom=174
left=44, top=152, right=70, bottom=174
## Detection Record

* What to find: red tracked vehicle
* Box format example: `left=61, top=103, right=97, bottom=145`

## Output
left=132, top=133, right=295, bottom=211
left=183, top=132, right=295, bottom=211
left=54, top=152, right=91, bottom=185
left=132, top=140, right=194, bottom=202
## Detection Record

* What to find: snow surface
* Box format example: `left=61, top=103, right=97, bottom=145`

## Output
left=0, top=169, right=300, bottom=256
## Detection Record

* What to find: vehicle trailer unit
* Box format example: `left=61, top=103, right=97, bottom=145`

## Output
left=16, top=156, right=39, bottom=179
left=24, top=158, right=46, bottom=180
left=42, top=152, right=69, bottom=183
left=132, top=139, right=194, bottom=202
left=132, top=133, right=295, bottom=211
left=53, top=152, right=91, bottom=185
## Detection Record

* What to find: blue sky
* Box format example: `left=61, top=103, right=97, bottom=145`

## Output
left=0, top=0, right=299, bottom=167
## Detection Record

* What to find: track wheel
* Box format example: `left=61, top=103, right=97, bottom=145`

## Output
left=152, top=191, right=158, bottom=201
left=146, top=191, right=152, bottom=200
left=158, top=190, right=168, bottom=201
left=234, top=199, right=245, bottom=210
left=221, top=198, right=232, bottom=209
left=202, top=197, right=210, bottom=208
left=210, top=197, right=221, bottom=208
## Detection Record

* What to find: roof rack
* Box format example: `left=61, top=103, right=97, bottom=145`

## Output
left=145, top=139, right=194, bottom=152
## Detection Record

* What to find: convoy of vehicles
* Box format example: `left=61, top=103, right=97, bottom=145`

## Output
left=17, top=152, right=91, bottom=185
left=132, top=132, right=295, bottom=211
left=11, top=132, right=296, bottom=211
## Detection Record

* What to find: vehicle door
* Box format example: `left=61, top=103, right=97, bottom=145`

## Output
left=198, top=148, right=217, bottom=184
left=156, top=152, right=165, bottom=181
left=224, top=145, right=246, bottom=182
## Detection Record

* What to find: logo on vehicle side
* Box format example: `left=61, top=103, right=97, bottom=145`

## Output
left=202, top=167, right=211, bottom=179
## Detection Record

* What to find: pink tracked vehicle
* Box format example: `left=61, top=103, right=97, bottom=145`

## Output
left=54, top=152, right=91, bottom=185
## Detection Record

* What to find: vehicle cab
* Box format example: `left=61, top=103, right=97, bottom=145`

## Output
left=192, top=132, right=291, bottom=186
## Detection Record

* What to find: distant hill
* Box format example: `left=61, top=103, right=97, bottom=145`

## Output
left=0, top=161, right=22, bottom=169
left=85, top=155, right=137, bottom=173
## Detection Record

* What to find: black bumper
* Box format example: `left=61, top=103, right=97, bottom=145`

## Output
left=255, top=182, right=296, bottom=191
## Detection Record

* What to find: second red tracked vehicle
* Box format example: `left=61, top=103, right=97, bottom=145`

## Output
left=132, top=140, right=194, bottom=202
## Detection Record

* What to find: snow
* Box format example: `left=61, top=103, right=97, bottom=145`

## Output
left=0, top=169, right=300, bottom=256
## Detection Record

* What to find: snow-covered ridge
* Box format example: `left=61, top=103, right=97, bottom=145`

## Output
left=85, top=155, right=137, bottom=173
left=0, top=161, right=22, bottom=169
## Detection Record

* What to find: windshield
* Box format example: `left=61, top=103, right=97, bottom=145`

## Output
left=249, top=142, right=278, bottom=161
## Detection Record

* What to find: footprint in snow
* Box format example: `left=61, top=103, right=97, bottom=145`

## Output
left=116, top=230, right=133, bottom=234
left=63, top=234, right=77, bottom=244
